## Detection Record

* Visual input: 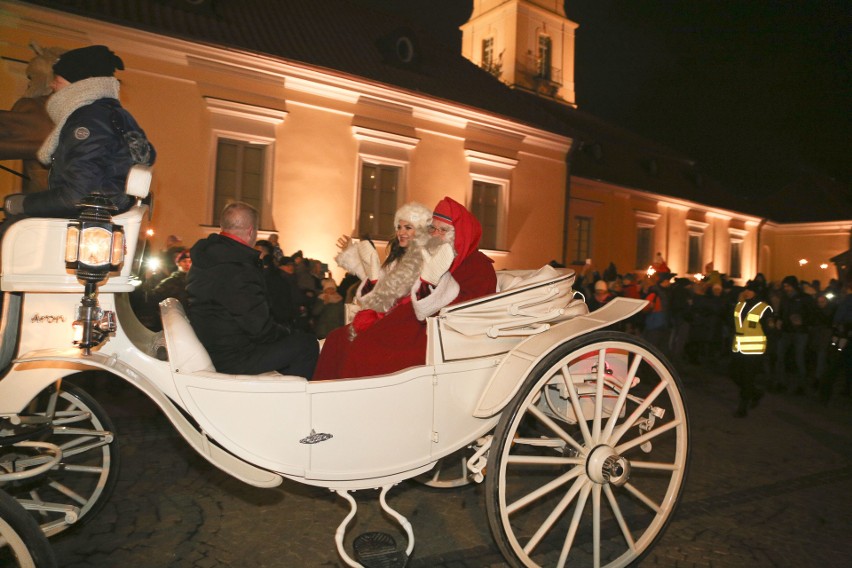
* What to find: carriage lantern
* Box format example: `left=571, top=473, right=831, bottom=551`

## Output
left=65, top=193, right=124, bottom=354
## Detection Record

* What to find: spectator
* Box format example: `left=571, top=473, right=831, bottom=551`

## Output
left=152, top=248, right=191, bottom=307
left=642, top=271, right=674, bottom=355
left=587, top=279, right=613, bottom=311
left=312, top=278, right=345, bottom=339
left=773, top=275, right=812, bottom=394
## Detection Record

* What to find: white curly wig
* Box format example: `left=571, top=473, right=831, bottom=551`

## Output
left=394, top=202, right=432, bottom=231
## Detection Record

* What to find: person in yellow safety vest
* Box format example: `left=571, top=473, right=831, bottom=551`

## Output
left=730, top=280, right=773, bottom=417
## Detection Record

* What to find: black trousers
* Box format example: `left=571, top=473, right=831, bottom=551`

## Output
left=730, top=352, right=764, bottom=403
left=215, top=331, right=319, bottom=379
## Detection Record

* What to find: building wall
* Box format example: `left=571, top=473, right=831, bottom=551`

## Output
left=761, top=222, right=852, bottom=285
left=0, top=1, right=571, bottom=279
left=567, top=176, right=770, bottom=283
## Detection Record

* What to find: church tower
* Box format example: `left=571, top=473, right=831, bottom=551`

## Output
left=461, top=0, right=577, bottom=106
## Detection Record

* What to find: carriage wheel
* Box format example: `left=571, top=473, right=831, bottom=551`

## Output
left=5, top=381, right=120, bottom=538
left=0, top=488, right=56, bottom=568
left=486, top=331, right=689, bottom=567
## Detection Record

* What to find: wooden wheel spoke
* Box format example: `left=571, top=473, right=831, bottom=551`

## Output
left=611, top=379, right=668, bottom=446
left=556, top=483, right=592, bottom=568
left=603, top=484, right=636, bottom=551
left=507, top=466, right=583, bottom=515
left=622, top=481, right=662, bottom=514
left=615, top=419, right=680, bottom=454
left=558, top=365, right=593, bottom=446
left=602, top=354, right=643, bottom=442
left=527, top=405, right=584, bottom=454
left=522, top=475, right=588, bottom=554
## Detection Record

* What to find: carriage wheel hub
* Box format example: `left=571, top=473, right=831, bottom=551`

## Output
left=586, top=445, right=631, bottom=486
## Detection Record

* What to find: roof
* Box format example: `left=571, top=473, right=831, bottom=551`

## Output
left=21, top=0, right=569, bottom=136
left=533, top=95, right=852, bottom=223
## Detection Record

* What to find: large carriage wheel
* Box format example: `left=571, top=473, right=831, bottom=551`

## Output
left=7, top=381, right=120, bottom=538
left=486, top=331, right=689, bottom=567
left=0, top=488, right=57, bottom=568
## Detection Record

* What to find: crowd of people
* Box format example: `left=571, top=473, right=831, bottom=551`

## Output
left=573, top=256, right=852, bottom=415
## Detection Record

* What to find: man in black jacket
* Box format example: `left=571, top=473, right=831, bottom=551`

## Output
left=186, top=202, right=318, bottom=377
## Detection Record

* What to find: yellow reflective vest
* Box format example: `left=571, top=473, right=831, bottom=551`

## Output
left=732, top=300, right=772, bottom=354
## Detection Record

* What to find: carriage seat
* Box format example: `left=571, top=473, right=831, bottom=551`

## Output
left=1, top=165, right=152, bottom=293
left=433, top=265, right=589, bottom=361
left=159, top=298, right=289, bottom=380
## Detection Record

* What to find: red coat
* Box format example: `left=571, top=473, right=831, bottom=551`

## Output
left=313, top=251, right=495, bottom=380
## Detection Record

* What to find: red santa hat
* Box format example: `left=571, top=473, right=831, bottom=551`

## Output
left=432, top=197, right=482, bottom=272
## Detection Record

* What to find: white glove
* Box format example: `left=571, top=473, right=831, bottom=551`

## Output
left=357, top=240, right=381, bottom=281
left=420, top=242, right=455, bottom=285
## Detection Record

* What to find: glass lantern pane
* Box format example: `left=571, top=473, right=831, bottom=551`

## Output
left=79, top=226, right=114, bottom=266
left=65, top=225, right=80, bottom=263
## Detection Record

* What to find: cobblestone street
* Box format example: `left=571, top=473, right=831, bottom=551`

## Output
left=49, top=361, right=852, bottom=567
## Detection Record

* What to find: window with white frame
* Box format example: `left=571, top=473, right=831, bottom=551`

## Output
left=204, top=98, right=286, bottom=228
left=634, top=210, right=660, bottom=270
left=730, top=241, right=742, bottom=278
left=471, top=180, right=500, bottom=250
left=482, top=37, right=494, bottom=68
left=352, top=126, right=418, bottom=241
left=636, top=227, right=653, bottom=269
left=687, top=234, right=703, bottom=274
left=213, top=139, right=266, bottom=225
left=465, top=150, right=517, bottom=251
left=538, top=35, right=552, bottom=80
left=572, top=216, right=592, bottom=264
left=359, top=163, right=401, bottom=239
left=685, top=220, right=708, bottom=274
left=728, top=228, right=747, bottom=279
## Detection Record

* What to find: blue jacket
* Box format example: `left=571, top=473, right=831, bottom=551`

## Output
left=23, top=98, right=155, bottom=218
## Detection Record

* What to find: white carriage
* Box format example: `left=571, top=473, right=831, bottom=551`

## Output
left=0, top=169, right=689, bottom=567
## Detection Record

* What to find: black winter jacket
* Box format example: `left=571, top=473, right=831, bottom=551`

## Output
left=24, top=98, right=155, bottom=218
left=186, top=234, right=290, bottom=370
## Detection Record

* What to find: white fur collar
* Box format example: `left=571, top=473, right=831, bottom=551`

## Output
left=38, top=76, right=120, bottom=165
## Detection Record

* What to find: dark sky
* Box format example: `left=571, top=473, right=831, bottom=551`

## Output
left=355, top=0, right=850, bottom=199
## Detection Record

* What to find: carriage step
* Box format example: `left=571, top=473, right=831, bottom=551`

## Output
left=353, top=531, right=408, bottom=567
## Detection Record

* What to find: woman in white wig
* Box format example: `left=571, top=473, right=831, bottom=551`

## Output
left=314, top=202, right=449, bottom=379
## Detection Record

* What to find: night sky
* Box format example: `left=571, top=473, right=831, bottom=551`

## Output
left=355, top=0, right=850, bottom=200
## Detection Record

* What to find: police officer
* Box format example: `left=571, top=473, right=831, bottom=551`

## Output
left=731, top=280, right=773, bottom=417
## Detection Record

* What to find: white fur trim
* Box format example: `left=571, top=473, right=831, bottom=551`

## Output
left=38, top=76, right=120, bottom=164
left=411, top=272, right=460, bottom=321
left=335, top=243, right=366, bottom=281
left=357, top=240, right=381, bottom=281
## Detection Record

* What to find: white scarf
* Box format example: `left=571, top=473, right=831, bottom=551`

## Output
left=37, top=76, right=120, bottom=165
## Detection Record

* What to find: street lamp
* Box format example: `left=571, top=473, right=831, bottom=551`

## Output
left=65, top=194, right=124, bottom=354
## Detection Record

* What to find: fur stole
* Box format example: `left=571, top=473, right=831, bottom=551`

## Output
left=38, top=76, right=120, bottom=165
left=358, top=241, right=425, bottom=314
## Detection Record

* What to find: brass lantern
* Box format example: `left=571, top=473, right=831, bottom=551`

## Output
left=65, top=194, right=124, bottom=354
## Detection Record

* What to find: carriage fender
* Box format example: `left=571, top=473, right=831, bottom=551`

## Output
left=472, top=297, right=647, bottom=418
left=12, top=347, right=284, bottom=489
